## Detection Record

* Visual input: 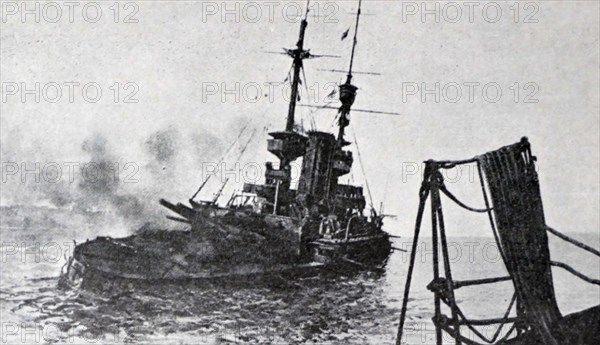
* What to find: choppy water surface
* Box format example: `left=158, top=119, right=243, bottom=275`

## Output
left=1, top=215, right=598, bottom=345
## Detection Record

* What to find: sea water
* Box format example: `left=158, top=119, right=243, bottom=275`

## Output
left=1, top=214, right=598, bottom=345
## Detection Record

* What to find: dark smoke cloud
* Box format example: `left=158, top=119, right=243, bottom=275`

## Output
left=2, top=130, right=182, bottom=233
left=1, top=119, right=252, bottom=237
left=79, top=134, right=119, bottom=197
left=145, top=127, right=177, bottom=165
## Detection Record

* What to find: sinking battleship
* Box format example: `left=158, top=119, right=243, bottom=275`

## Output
left=62, top=1, right=393, bottom=289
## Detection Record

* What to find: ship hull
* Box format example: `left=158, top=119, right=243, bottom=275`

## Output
left=311, top=233, right=392, bottom=266
left=60, top=213, right=391, bottom=290
left=60, top=251, right=329, bottom=292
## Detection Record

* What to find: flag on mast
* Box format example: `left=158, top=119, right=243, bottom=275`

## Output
left=341, top=27, right=350, bottom=40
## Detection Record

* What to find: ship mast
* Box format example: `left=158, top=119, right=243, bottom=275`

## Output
left=322, top=0, right=363, bottom=202
left=347, top=0, right=362, bottom=83
left=337, top=0, right=362, bottom=146
left=285, top=1, right=311, bottom=132
left=265, top=1, right=313, bottom=203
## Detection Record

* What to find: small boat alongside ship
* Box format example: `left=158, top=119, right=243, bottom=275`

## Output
left=61, top=0, right=393, bottom=289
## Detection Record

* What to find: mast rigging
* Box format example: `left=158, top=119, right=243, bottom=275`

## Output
left=336, top=0, right=363, bottom=145
left=285, top=0, right=312, bottom=132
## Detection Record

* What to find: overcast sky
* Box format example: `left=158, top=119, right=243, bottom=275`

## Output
left=1, top=0, right=598, bottom=237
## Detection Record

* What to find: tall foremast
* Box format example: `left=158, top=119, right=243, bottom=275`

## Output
left=261, top=1, right=314, bottom=212
left=285, top=16, right=309, bottom=132
left=328, top=0, right=364, bottom=188
left=266, top=2, right=311, bottom=170
left=336, top=0, right=362, bottom=147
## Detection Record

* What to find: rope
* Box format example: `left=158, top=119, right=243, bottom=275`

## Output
left=551, top=261, right=600, bottom=286
left=438, top=292, right=518, bottom=344
left=440, top=185, right=492, bottom=213
left=433, top=322, right=485, bottom=345
left=488, top=293, right=518, bottom=343
left=547, top=226, right=600, bottom=258
left=434, top=316, right=518, bottom=345
left=191, top=121, right=250, bottom=200
left=352, top=128, right=374, bottom=211
left=476, top=162, right=508, bottom=266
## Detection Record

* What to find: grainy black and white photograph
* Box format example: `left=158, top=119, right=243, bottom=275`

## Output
left=1, top=1, right=599, bottom=344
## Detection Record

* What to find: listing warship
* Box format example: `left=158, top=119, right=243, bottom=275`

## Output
left=62, top=0, right=394, bottom=289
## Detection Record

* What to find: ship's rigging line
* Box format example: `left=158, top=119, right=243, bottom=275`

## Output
left=236, top=129, right=256, bottom=160
left=304, top=99, right=335, bottom=130
left=347, top=0, right=362, bottom=78
left=190, top=121, right=252, bottom=201
left=381, top=171, right=392, bottom=213
left=300, top=104, right=402, bottom=116
left=351, top=126, right=375, bottom=213
left=300, top=65, right=313, bottom=132
left=211, top=129, right=257, bottom=204
left=283, top=64, right=293, bottom=83
left=282, top=62, right=315, bottom=133
left=318, top=68, right=381, bottom=76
